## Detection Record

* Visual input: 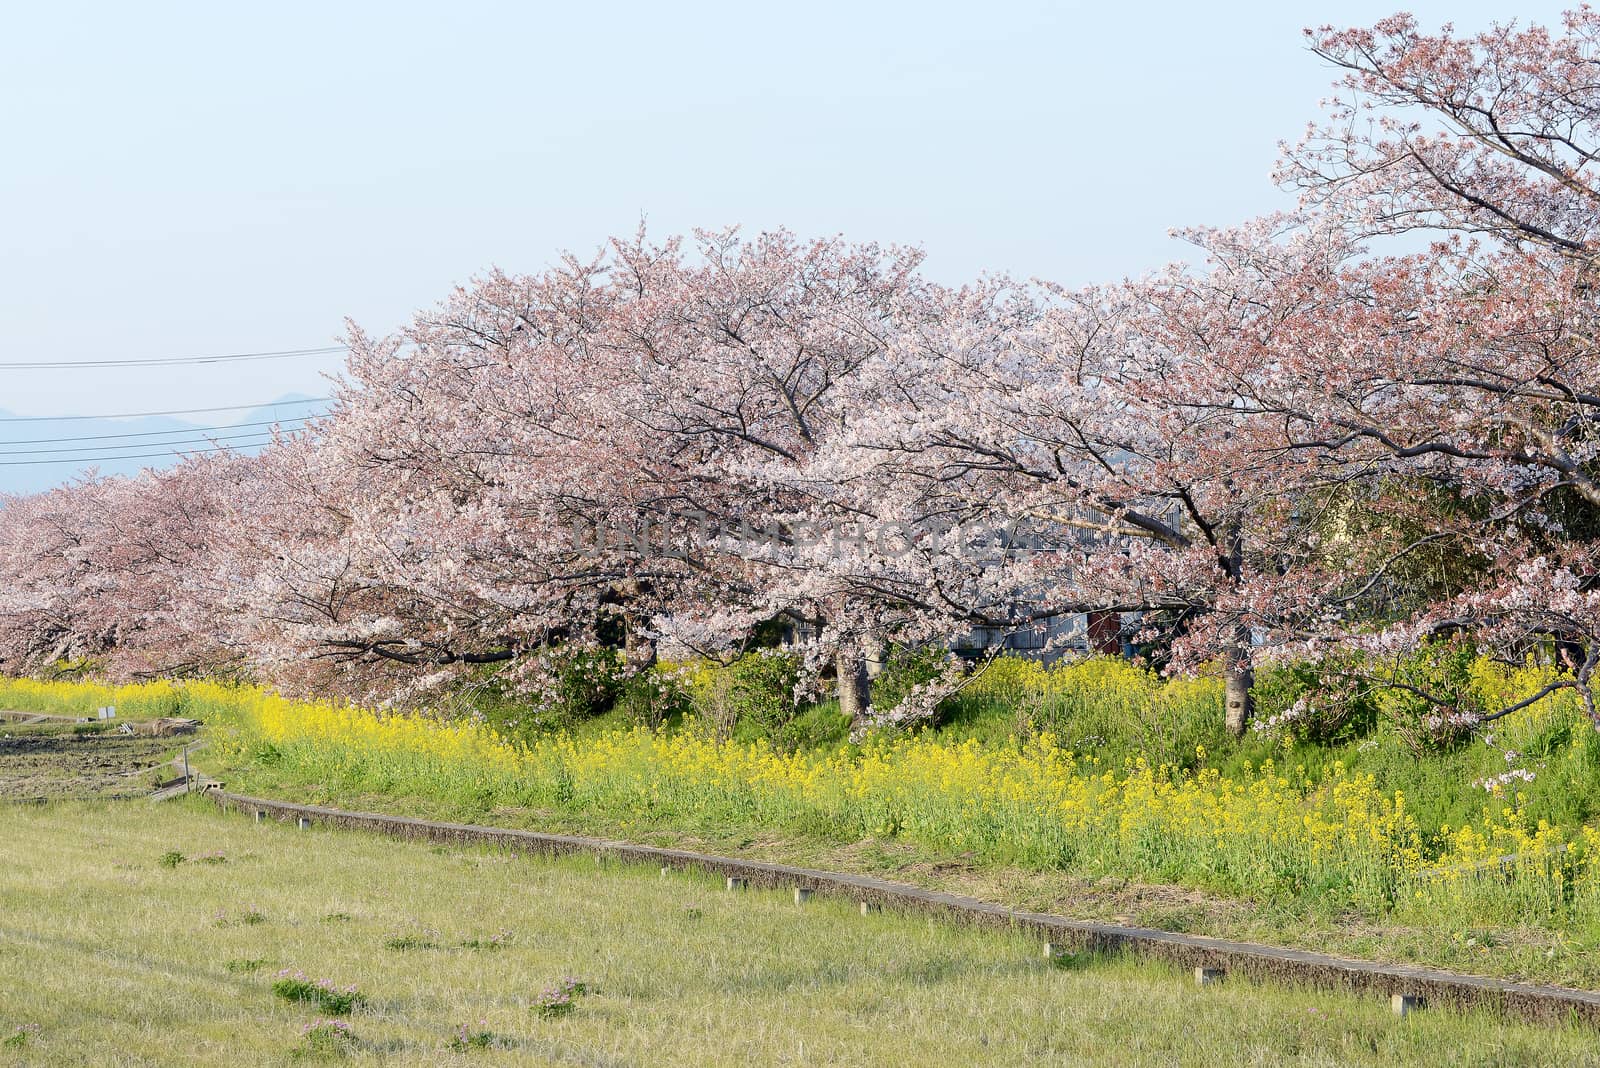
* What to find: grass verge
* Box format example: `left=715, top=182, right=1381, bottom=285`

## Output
left=218, top=758, right=1600, bottom=993
left=1, top=800, right=1597, bottom=1066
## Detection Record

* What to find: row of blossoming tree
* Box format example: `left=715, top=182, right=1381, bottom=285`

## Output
left=4, top=12, right=1599, bottom=736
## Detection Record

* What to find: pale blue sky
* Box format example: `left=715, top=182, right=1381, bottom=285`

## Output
left=0, top=0, right=1573, bottom=431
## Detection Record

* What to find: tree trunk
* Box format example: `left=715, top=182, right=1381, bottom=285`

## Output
left=836, top=645, right=871, bottom=726
left=1223, top=626, right=1253, bottom=738
left=1219, top=524, right=1253, bottom=738
left=616, top=578, right=656, bottom=671
left=623, top=618, right=656, bottom=671
left=863, top=633, right=885, bottom=680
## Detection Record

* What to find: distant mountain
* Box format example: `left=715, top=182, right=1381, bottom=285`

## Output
left=0, top=394, right=331, bottom=496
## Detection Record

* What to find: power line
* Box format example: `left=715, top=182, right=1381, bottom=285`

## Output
left=0, top=428, right=294, bottom=457
left=0, top=417, right=312, bottom=447
left=0, top=397, right=331, bottom=424
left=0, top=439, right=278, bottom=466
left=0, top=346, right=347, bottom=370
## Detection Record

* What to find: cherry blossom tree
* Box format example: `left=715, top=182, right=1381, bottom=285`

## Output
left=4, top=8, right=1598, bottom=738
left=0, top=457, right=245, bottom=680
left=815, top=215, right=1394, bottom=735
left=1266, top=10, right=1600, bottom=721
left=301, top=228, right=940, bottom=711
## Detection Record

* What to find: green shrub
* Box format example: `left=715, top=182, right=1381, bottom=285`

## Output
left=869, top=645, right=950, bottom=723
left=2, top=1025, right=39, bottom=1050
left=474, top=645, right=624, bottom=743
left=297, top=1019, right=355, bottom=1056
left=272, top=971, right=365, bottom=1015
left=1374, top=641, right=1485, bottom=753
left=1252, top=653, right=1377, bottom=746
left=615, top=669, right=692, bottom=731
left=945, top=656, right=1224, bottom=768
left=679, top=651, right=806, bottom=747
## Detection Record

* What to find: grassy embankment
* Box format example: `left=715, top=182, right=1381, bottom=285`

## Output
left=0, top=801, right=1596, bottom=1066
left=4, top=656, right=1600, bottom=991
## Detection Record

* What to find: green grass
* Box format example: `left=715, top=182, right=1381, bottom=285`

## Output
left=10, top=657, right=1600, bottom=995
left=10, top=673, right=1600, bottom=992
left=206, top=756, right=1600, bottom=991
left=0, top=802, right=1596, bottom=1066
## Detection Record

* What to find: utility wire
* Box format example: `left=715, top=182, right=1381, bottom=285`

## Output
left=0, top=417, right=312, bottom=447
left=0, top=397, right=331, bottom=424
left=0, top=346, right=347, bottom=370
left=0, top=429, right=293, bottom=457
left=0, top=439, right=277, bottom=466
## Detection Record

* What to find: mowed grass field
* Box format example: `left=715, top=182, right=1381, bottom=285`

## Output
left=0, top=803, right=1593, bottom=1067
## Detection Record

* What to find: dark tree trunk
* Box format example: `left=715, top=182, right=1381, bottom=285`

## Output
left=614, top=578, right=656, bottom=671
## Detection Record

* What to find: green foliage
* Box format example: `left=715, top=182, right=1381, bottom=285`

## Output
left=938, top=656, right=1225, bottom=769
left=272, top=972, right=365, bottom=1015
left=448, top=1024, right=502, bottom=1051
left=772, top=700, right=852, bottom=750
left=296, top=1019, right=355, bottom=1058
left=383, top=931, right=441, bottom=951
left=1374, top=641, right=1486, bottom=753
left=615, top=669, right=692, bottom=731
left=1305, top=479, right=1490, bottom=623
left=1235, top=647, right=1600, bottom=844
left=534, top=976, right=592, bottom=1018
left=1252, top=653, right=1378, bottom=746
left=2, top=1025, right=40, bottom=1050
left=868, top=646, right=948, bottom=722
left=677, top=651, right=807, bottom=748
left=473, top=645, right=625, bottom=744
left=215, top=907, right=267, bottom=927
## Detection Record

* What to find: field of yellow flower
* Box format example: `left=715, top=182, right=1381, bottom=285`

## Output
left=5, top=670, right=1597, bottom=930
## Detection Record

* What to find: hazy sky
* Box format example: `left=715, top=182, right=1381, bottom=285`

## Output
left=0, top=0, right=1573, bottom=419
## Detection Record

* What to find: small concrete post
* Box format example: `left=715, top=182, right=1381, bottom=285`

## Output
left=794, top=887, right=813, bottom=905
left=1195, top=967, right=1225, bottom=987
left=1044, top=941, right=1074, bottom=961
left=726, top=876, right=747, bottom=892
left=1391, top=993, right=1422, bottom=1018
left=253, top=810, right=265, bottom=825
left=858, top=900, right=879, bottom=916
left=660, top=865, right=671, bottom=879
left=296, top=816, right=311, bottom=831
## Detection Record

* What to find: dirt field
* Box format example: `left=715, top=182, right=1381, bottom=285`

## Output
left=0, top=720, right=174, bottom=802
